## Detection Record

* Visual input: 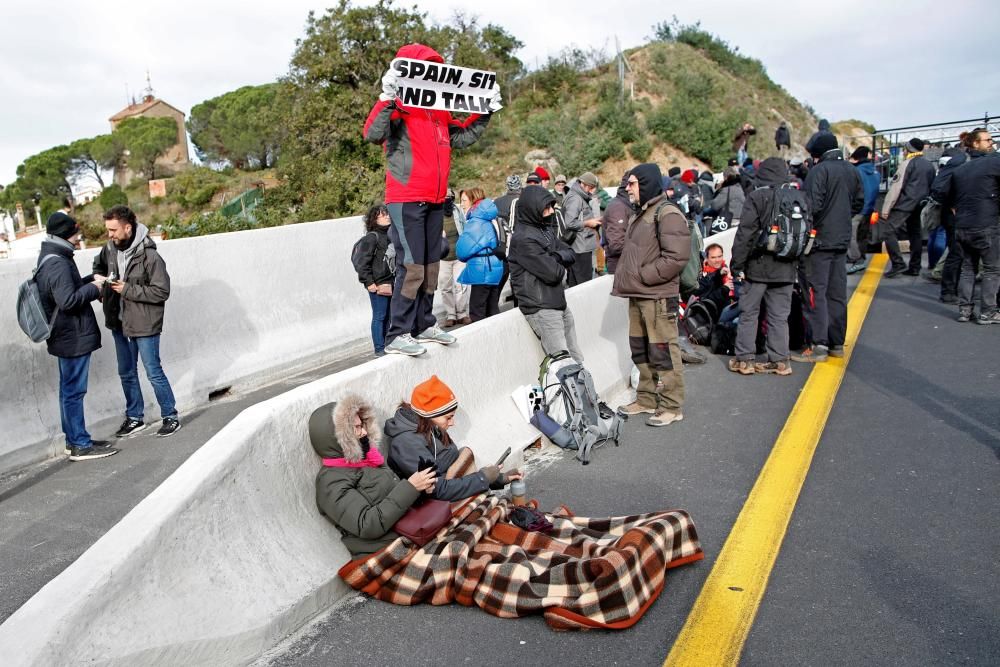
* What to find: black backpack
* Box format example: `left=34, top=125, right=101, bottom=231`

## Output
left=351, top=232, right=395, bottom=276
left=759, top=185, right=813, bottom=259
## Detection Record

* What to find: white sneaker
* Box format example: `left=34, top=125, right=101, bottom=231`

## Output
left=385, top=334, right=426, bottom=356
left=415, top=326, right=456, bottom=345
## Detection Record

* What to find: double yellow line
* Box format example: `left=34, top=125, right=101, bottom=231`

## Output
left=666, top=254, right=887, bottom=666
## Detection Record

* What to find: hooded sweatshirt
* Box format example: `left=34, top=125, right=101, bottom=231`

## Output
left=508, top=186, right=572, bottom=313
left=363, top=43, right=491, bottom=204
left=601, top=172, right=636, bottom=274
left=311, top=396, right=420, bottom=558
left=805, top=119, right=834, bottom=157
left=730, top=157, right=801, bottom=283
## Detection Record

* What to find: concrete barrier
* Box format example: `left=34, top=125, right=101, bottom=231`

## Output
left=0, top=217, right=378, bottom=475
left=0, top=276, right=632, bottom=666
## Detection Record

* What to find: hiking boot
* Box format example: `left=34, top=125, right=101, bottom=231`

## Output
left=957, top=309, right=973, bottom=323
left=827, top=345, right=845, bottom=358
left=728, top=358, right=755, bottom=375
left=754, top=361, right=793, bottom=376
left=114, top=417, right=147, bottom=438
left=385, top=334, right=426, bottom=356
left=939, top=294, right=958, bottom=304
left=415, top=326, right=456, bottom=345
left=884, top=266, right=906, bottom=279
left=619, top=401, right=656, bottom=415
left=68, top=443, right=119, bottom=461
left=157, top=417, right=182, bottom=437
left=847, top=262, right=866, bottom=275
left=902, top=268, right=921, bottom=276
left=646, top=410, right=683, bottom=427
left=791, top=345, right=829, bottom=362
left=975, top=310, right=1000, bottom=326
left=681, top=346, right=706, bottom=364
left=444, top=318, right=456, bottom=328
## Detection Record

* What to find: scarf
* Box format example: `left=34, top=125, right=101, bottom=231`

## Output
left=322, top=446, right=385, bottom=468
left=702, top=258, right=728, bottom=275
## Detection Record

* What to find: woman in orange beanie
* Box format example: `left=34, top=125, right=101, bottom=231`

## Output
left=385, top=375, right=522, bottom=501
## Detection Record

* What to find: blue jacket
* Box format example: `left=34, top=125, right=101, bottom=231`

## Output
left=457, top=199, right=504, bottom=286
left=853, top=160, right=880, bottom=217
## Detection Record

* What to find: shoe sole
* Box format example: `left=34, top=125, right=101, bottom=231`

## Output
left=414, top=337, right=454, bottom=346
left=756, top=367, right=793, bottom=375
left=385, top=347, right=426, bottom=356
left=620, top=407, right=656, bottom=415
left=157, top=424, right=182, bottom=437
left=975, top=319, right=1000, bottom=325
left=646, top=415, right=684, bottom=427
left=728, top=363, right=754, bottom=375
left=791, top=356, right=828, bottom=363
left=69, top=449, right=119, bottom=461
left=115, top=423, right=149, bottom=439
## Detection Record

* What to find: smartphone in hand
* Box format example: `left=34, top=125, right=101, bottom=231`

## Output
left=495, top=447, right=511, bottom=466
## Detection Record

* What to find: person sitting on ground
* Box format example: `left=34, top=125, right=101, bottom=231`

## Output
left=692, top=243, right=735, bottom=316
left=310, top=394, right=437, bottom=558
left=354, top=205, right=395, bottom=356
left=386, top=375, right=522, bottom=502
left=456, top=188, right=506, bottom=321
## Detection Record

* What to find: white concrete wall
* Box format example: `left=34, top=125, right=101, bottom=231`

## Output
left=0, top=276, right=631, bottom=666
left=0, top=217, right=375, bottom=475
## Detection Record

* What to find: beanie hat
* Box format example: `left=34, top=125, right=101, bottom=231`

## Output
left=410, top=375, right=458, bottom=418
left=850, top=146, right=871, bottom=161
left=680, top=169, right=697, bottom=185
left=505, top=174, right=522, bottom=192
left=534, top=166, right=550, bottom=181
left=46, top=211, right=79, bottom=240
left=906, top=137, right=925, bottom=153
left=554, top=174, right=567, bottom=184
left=525, top=173, right=541, bottom=184
left=699, top=170, right=714, bottom=182
left=809, top=132, right=839, bottom=158
left=578, top=171, right=599, bottom=188
left=667, top=166, right=681, bottom=178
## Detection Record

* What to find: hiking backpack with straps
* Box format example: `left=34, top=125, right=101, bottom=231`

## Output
left=351, top=232, right=395, bottom=276
left=758, top=185, right=814, bottom=259
left=17, top=254, right=61, bottom=342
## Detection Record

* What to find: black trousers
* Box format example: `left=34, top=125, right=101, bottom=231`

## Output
left=940, top=224, right=963, bottom=298
left=566, top=252, right=594, bottom=287
left=884, top=208, right=923, bottom=272
left=386, top=202, right=443, bottom=342
left=468, top=269, right=509, bottom=322
left=804, top=250, right=848, bottom=347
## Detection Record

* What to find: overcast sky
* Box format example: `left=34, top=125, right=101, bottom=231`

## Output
left=2, top=0, right=997, bottom=186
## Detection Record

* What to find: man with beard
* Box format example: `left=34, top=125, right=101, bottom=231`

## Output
left=94, top=205, right=180, bottom=438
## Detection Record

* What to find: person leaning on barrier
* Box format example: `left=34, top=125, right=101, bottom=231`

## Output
left=385, top=375, right=522, bottom=502
left=310, top=395, right=437, bottom=558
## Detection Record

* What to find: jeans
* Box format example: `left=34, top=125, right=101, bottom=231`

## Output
left=58, top=353, right=92, bottom=447
left=523, top=307, right=584, bottom=363
left=940, top=224, right=963, bottom=298
left=956, top=226, right=1000, bottom=314
left=112, top=330, right=177, bottom=420
left=368, top=292, right=392, bottom=354
left=927, top=225, right=947, bottom=269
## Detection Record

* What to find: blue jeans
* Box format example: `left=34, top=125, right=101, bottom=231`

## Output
left=112, top=330, right=177, bottom=420
left=927, top=225, right=947, bottom=269
left=368, top=293, right=392, bottom=354
left=58, top=353, right=93, bottom=447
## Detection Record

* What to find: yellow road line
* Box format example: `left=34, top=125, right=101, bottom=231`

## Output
left=665, top=253, right=888, bottom=667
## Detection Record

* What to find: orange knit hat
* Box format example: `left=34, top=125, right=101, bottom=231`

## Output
left=410, top=375, right=458, bottom=418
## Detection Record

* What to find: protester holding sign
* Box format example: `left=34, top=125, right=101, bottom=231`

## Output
left=363, top=43, right=502, bottom=357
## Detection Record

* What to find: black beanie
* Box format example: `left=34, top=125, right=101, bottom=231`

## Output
left=631, top=163, right=663, bottom=207
left=809, top=133, right=839, bottom=158
left=46, top=212, right=79, bottom=240
left=906, top=137, right=924, bottom=152
left=850, top=146, right=871, bottom=161
left=667, top=166, right=681, bottom=178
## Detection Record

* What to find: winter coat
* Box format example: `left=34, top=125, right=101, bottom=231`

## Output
left=457, top=199, right=504, bottom=286
left=711, top=184, right=745, bottom=220
left=805, top=119, right=833, bottom=157
left=35, top=239, right=101, bottom=359
left=612, top=163, right=691, bottom=300
left=805, top=148, right=864, bottom=251
left=775, top=125, right=791, bottom=148
left=493, top=191, right=519, bottom=228
left=948, top=150, right=1000, bottom=230
left=732, top=125, right=757, bottom=152
left=92, top=227, right=170, bottom=337
left=561, top=181, right=599, bottom=253
left=886, top=154, right=935, bottom=214
left=311, top=396, right=420, bottom=559
left=693, top=262, right=734, bottom=315
left=354, top=226, right=394, bottom=287
left=929, top=148, right=968, bottom=229
left=384, top=405, right=492, bottom=502
left=363, top=44, right=490, bottom=204
left=730, top=157, right=802, bottom=283
left=509, top=186, right=570, bottom=314
left=852, top=159, right=880, bottom=218
left=601, top=173, right=635, bottom=274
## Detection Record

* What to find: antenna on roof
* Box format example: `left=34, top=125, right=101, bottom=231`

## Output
left=125, top=83, right=130, bottom=107
left=143, top=69, right=155, bottom=102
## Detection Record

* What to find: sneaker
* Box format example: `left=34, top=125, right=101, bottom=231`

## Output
left=415, top=326, right=456, bottom=345
left=975, top=311, right=1000, bottom=326
left=791, top=345, right=829, bottom=362
left=921, top=270, right=941, bottom=283
left=646, top=410, right=683, bottom=427
left=939, top=294, right=958, bottom=304
left=68, top=443, right=119, bottom=461
left=157, top=417, right=182, bottom=437
left=114, top=418, right=147, bottom=438
left=728, top=358, right=755, bottom=375
left=65, top=439, right=112, bottom=456
left=957, top=309, right=973, bottom=323
left=754, top=361, right=793, bottom=376
left=828, top=345, right=845, bottom=358
left=884, top=266, right=906, bottom=279
left=619, top=401, right=656, bottom=415
left=384, top=334, right=426, bottom=356
left=846, top=262, right=866, bottom=275
left=902, top=268, right=921, bottom=276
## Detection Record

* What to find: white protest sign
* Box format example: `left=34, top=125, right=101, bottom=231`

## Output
left=390, top=57, right=502, bottom=114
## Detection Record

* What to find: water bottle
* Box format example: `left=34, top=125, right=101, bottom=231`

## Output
left=510, top=479, right=527, bottom=506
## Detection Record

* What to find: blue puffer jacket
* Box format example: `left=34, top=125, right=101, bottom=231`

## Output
left=457, top=199, right=504, bottom=286
left=853, top=160, right=880, bottom=217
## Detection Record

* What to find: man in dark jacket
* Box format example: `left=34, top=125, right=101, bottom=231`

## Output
left=946, top=129, right=1000, bottom=324
left=775, top=122, right=791, bottom=155
left=35, top=212, right=117, bottom=461
left=847, top=146, right=881, bottom=273
left=929, top=147, right=969, bottom=303
left=94, top=205, right=180, bottom=438
left=612, top=163, right=691, bottom=427
left=882, top=138, right=936, bottom=277
left=602, top=172, right=635, bottom=274
left=794, top=134, right=864, bottom=362
left=729, top=158, right=802, bottom=376
left=805, top=119, right=834, bottom=157
left=508, top=186, right=583, bottom=362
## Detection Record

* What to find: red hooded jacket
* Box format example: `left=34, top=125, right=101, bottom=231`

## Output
left=363, top=44, right=491, bottom=204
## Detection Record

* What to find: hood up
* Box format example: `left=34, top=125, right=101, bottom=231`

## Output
left=632, top=163, right=663, bottom=207
left=515, top=185, right=557, bottom=228
left=395, top=43, right=444, bottom=63
left=756, top=157, right=791, bottom=187
left=308, top=394, right=383, bottom=462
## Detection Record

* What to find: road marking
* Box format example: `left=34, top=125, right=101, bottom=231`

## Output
left=665, top=254, right=888, bottom=667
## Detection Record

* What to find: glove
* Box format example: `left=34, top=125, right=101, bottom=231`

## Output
left=555, top=247, right=577, bottom=267
left=480, top=465, right=500, bottom=484
left=488, top=90, right=503, bottom=112
left=379, top=70, right=399, bottom=102
left=489, top=472, right=508, bottom=490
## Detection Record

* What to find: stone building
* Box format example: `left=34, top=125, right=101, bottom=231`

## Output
left=109, top=92, right=190, bottom=187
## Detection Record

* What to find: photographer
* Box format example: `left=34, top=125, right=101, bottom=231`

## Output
left=692, top=243, right=735, bottom=317
left=508, top=185, right=585, bottom=363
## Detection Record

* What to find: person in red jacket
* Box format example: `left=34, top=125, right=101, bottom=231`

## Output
left=364, top=43, right=501, bottom=356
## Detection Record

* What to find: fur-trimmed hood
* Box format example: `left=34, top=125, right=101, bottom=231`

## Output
left=308, top=394, right=383, bottom=463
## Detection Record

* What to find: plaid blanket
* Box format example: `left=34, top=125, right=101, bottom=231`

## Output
left=338, top=493, right=703, bottom=630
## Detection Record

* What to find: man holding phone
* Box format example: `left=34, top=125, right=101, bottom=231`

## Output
left=94, top=205, right=180, bottom=438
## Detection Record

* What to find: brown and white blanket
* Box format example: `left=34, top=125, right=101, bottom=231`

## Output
left=338, top=492, right=703, bottom=630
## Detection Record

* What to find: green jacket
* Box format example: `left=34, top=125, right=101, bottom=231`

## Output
left=310, top=397, right=420, bottom=558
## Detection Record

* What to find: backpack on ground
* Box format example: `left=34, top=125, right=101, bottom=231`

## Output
left=17, top=254, right=61, bottom=343
left=536, top=351, right=624, bottom=465
left=683, top=298, right=717, bottom=347
left=758, top=185, right=813, bottom=259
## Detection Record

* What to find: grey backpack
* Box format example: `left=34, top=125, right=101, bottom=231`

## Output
left=17, top=254, right=61, bottom=342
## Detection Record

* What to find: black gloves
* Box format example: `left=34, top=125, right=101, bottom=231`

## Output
left=554, top=247, right=577, bottom=267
